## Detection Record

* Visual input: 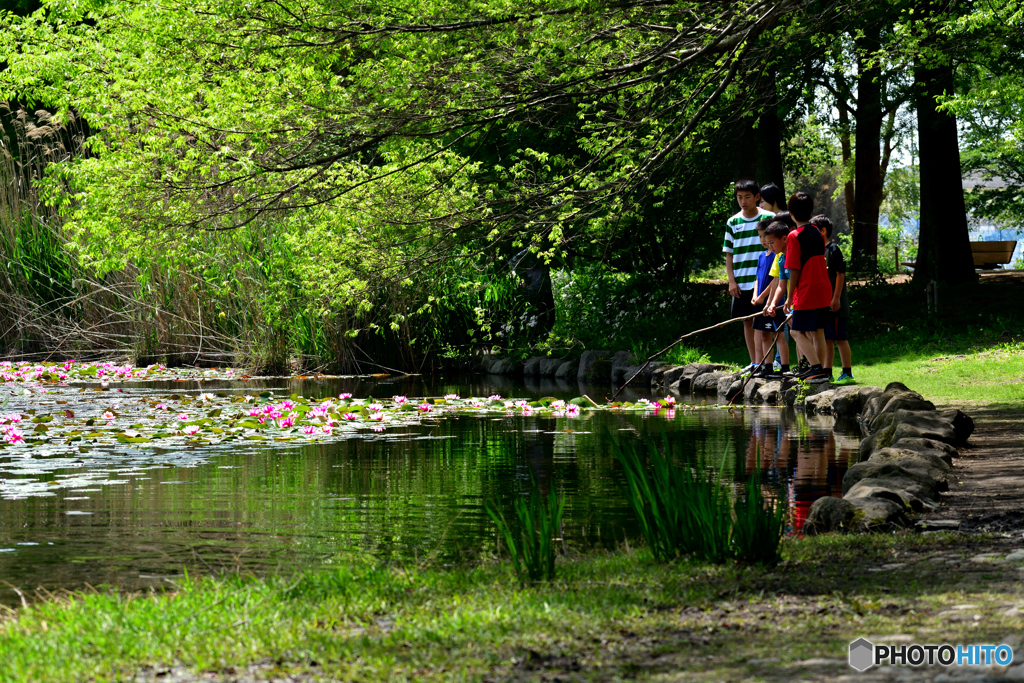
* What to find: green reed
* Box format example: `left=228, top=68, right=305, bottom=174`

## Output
left=612, top=432, right=786, bottom=565
left=487, top=481, right=565, bottom=583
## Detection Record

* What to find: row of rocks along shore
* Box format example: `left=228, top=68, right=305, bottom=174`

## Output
left=480, top=351, right=974, bottom=534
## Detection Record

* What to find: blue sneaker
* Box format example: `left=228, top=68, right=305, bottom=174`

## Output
left=834, top=372, right=856, bottom=385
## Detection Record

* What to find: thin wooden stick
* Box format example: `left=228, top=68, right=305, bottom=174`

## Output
left=728, top=313, right=793, bottom=406
left=610, top=311, right=762, bottom=400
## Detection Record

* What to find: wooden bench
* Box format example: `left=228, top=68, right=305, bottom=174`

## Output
left=903, top=240, right=1018, bottom=270
left=971, top=240, right=1017, bottom=269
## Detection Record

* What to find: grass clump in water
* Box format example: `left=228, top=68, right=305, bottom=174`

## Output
left=487, top=481, right=565, bottom=582
left=613, top=431, right=785, bottom=564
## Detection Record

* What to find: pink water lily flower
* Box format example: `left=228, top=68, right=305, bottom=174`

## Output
left=2, top=414, right=21, bottom=423
left=343, top=413, right=358, bottom=421
left=367, top=403, right=384, bottom=412
left=369, top=413, right=384, bottom=422
left=278, top=415, right=295, bottom=428
left=178, top=413, right=189, bottom=421
left=156, top=403, right=168, bottom=411
left=418, top=403, right=431, bottom=412
left=444, top=394, right=459, bottom=400
left=262, top=405, right=276, bottom=414
left=182, top=424, right=200, bottom=436
left=550, top=400, right=565, bottom=410
left=392, top=395, right=407, bottom=404
left=663, top=396, right=676, bottom=405
left=566, top=404, right=580, bottom=417
left=4, top=428, right=24, bottom=444
left=339, top=392, right=352, bottom=399
left=488, top=394, right=501, bottom=401
left=303, top=425, right=316, bottom=434
left=503, top=400, right=514, bottom=409
left=280, top=400, right=296, bottom=411
left=248, top=407, right=261, bottom=417
left=102, top=411, right=115, bottom=421
left=322, top=424, right=333, bottom=435
left=268, top=410, right=282, bottom=420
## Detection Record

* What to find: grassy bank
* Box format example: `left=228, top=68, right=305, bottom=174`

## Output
left=3, top=533, right=1024, bottom=682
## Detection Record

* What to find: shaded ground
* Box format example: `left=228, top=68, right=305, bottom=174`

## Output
left=934, top=408, right=1024, bottom=535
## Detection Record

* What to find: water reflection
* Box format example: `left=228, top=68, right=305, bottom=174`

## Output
left=0, top=375, right=861, bottom=604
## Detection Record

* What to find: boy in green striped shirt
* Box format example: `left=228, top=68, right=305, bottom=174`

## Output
left=724, top=178, right=776, bottom=372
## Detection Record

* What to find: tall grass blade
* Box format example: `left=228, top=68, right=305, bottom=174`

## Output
left=486, top=479, right=564, bottom=583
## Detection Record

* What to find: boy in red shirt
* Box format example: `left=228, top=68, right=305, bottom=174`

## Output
left=782, top=193, right=831, bottom=382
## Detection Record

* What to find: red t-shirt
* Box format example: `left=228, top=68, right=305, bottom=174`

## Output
left=785, top=225, right=832, bottom=310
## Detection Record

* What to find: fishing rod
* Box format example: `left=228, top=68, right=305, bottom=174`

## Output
left=609, top=310, right=762, bottom=401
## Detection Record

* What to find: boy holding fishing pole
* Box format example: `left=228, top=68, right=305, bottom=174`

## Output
left=778, top=193, right=831, bottom=382
left=724, top=179, right=775, bottom=374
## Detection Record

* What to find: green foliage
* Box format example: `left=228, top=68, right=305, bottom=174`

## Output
left=732, top=460, right=788, bottom=566
left=487, top=481, right=565, bottom=583
left=546, top=264, right=729, bottom=356
left=612, top=431, right=786, bottom=564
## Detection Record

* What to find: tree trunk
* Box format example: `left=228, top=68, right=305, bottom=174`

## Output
left=914, top=62, right=976, bottom=285
left=733, top=73, right=785, bottom=193
left=851, top=26, right=883, bottom=272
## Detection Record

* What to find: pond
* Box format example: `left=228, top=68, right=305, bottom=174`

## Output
left=0, top=369, right=862, bottom=604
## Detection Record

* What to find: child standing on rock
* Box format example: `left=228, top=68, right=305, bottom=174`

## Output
left=810, top=215, right=855, bottom=385
left=781, top=193, right=831, bottom=383
left=724, top=179, right=775, bottom=374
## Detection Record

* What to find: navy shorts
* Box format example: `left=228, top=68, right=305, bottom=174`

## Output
left=825, top=315, right=848, bottom=341
left=753, top=312, right=786, bottom=332
left=790, top=307, right=829, bottom=332
left=731, top=288, right=757, bottom=318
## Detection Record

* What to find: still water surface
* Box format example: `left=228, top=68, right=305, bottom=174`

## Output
left=0, top=374, right=861, bottom=603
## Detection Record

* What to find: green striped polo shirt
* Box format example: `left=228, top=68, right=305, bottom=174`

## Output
left=723, top=210, right=774, bottom=291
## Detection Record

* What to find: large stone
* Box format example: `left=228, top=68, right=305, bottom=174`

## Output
left=488, top=358, right=513, bottom=375
left=653, top=365, right=686, bottom=388
left=805, top=389, right=836, bottom=414
left=756, top=381, right=782, bottom=405
left=744, top=377, right=766, bottom=402
left=691, top=371, right=734, bottom=394
left=610, top=351, right=634, bottom=383
left=866, top=449, right=950, bottom=490
left=869, top=397, right=937, bottom=432
left=843, top=460, right=944, bottom=498
left=831, top=385, right=877, bottom=419
left=936, top=408, right=975, bottom=445
left=861, top=384, right=918, bottom=423
left=554, top=360, right=579, bottom=378
left=846, top=480, right=937, bottom=513
left=718, top=374, right=743, bottom=399
left=539, top=358, right=564, bottom=377
left=674, top=363, right=730, bottom=391
left=847, top=496, right=909, bottom=531
left=577, top=350, right=611, bottom=382
left=803, top=497, right=859, bottom=535
left=890, top=412, right=958, bottom=446
left=890, top=437, right=958, bottom=465
left=522, top=356, right=545, bottom=376
left=782, top=380, right=831, bottom=408
left=859, top=423, right=897, bottom=460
